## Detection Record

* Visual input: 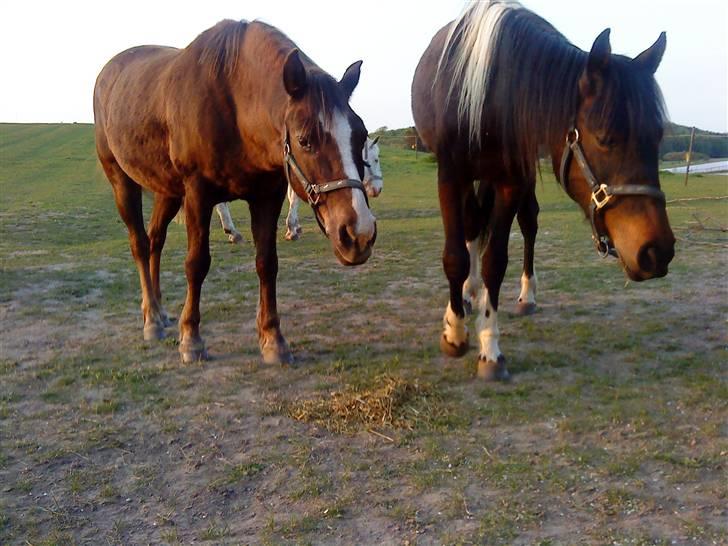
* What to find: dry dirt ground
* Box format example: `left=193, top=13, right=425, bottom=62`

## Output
left=1, top=224, right=726, bottom=545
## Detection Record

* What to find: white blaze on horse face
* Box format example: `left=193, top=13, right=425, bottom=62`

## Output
left=331, top=110, right=376, bottom=238
left=443, top=302, right=468, bottom=346
left=477, top=289, right=502, bottom=363
left=517, top=270, right=537, bottom=305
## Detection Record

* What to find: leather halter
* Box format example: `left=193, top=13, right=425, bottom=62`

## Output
left=283, top=131, right=368, bottom=234
left=559, top=128, right=666, bottom=258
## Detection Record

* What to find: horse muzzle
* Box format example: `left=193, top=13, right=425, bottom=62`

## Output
left=332, top=221, right=377, bottom=266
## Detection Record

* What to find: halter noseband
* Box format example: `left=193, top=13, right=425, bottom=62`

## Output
left=559, top=128, right=666, bottom=258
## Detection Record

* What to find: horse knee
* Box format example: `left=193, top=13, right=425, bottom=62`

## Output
left=443, top=247, right=469, bottom=284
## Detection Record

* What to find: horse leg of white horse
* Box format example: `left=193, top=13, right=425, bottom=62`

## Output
left=462, top=238, right=480, bottom=315
left=215, top=203, right=244, bottom=244
left=285, top=186, right=302, bottom=241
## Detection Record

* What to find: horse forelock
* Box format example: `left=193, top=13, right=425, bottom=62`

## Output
left=296, top=71, right=349, bottom=142
left=585, top=57, right=667, bottom=147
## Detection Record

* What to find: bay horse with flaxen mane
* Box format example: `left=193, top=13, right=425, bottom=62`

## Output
left=94, top=20, right=376, bottom=364
left=412, top=1, right=675, bottom=381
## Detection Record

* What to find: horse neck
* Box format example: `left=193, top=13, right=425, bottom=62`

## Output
left=228, top=23, right=300, bottom=167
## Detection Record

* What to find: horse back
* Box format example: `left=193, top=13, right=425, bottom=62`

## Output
left=93, top=42, right=244, bottom=198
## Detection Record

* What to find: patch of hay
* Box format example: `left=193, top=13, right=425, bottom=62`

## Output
left=283, top=374, right=439, bottom=433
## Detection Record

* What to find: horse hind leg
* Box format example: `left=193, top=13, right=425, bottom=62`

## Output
left=462, top=182, right=488, bottom=315
left=103, top=163, right=167, bottom=341
left=476, top=184, right=521, bottom=381
left=515, top=187, right=539, bottom=316
left=215, top=202, right=244, bottom=244
left=148, top=193, right=182, bottom=327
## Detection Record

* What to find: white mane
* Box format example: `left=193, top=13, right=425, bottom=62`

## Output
left=436, top=0, right=523, bottom=145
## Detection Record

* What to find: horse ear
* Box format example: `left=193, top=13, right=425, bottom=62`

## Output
left=634, top=32, right=667, bottom=74
left=580, top=28, right=611, bottom=97
left=340, top=60, right=363, bottom=99
left=283, top=49, right=307, bottom=99
left=588, top=28, right=612, bottom=75
left=372, top=136, right=380, bottom=145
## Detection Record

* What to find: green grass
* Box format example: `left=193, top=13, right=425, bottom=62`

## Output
left=1, top=123, right=726, bottom=545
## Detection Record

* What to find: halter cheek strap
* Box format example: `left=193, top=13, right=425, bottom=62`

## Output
left=283, top=130, right=369, bottom=235
left=559, top=128, right=666, bottom=257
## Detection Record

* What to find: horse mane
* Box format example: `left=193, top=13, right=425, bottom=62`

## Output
left=437, top=1, right=666, bottom=178
left=191, top=19, right=345, bottom=138
left=192, top=19, right=250, bottom=78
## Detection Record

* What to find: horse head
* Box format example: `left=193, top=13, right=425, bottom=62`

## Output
left=282, top=50, right=376, bottom=266
left=562, top=29, right=675, bottom=281
left=362, top=136, right=383, bottom=198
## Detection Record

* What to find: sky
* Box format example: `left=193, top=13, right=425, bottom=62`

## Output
left=1, top=0, right=726, bottom=133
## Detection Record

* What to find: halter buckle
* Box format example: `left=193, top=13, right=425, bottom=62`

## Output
left=591, top=184, right=612, bottom=211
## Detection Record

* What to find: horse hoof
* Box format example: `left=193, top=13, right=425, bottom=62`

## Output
left=440, top=333, right=469, bottom=358
left=514, top=302, right=537, bottom=316
left=262, top=349, right=294, bottom=366
left=179, top=339, right=209, bottom=363
left=463, top=299, right=473, bottom=316
left=477, top=355, right=510, bottom=382
left=180, top=347, right=209, bottom=364
left=143, top=323, right=166, bottom=341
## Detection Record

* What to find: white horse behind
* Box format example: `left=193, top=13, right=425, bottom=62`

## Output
left=215, top=137, right=383, bottom=243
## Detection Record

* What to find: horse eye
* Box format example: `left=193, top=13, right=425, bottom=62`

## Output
left=298, top=135, right=312, bottom=151
left=597, top=135, right=615, bottom=149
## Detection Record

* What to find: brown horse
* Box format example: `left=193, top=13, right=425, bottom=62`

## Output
left=94, top=20, right=376, bottom=364
left=412, top=1, right=675, bottom=380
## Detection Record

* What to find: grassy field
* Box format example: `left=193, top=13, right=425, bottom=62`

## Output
left=1, top=123, right=726, bottom=545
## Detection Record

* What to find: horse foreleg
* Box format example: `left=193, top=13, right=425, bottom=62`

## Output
left=477, top=184, right=521, bottom=381
left=438, top=167, right=470, bottom=357
left=515, top=185, right=539, bottom=316
left=178, top=180, right=214, bottom=363
left=250, top=191, right=292, bottom=365
left=148, top=194, right=182, bottom=327
left=284, top=186, right=302, bottom=241
left=215, top=202, right=244, bottom=244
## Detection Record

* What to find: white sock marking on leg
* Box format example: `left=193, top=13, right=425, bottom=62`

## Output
left=443, top=302, right=468, bottom=346
left=477, top=289, right=501, bottom=362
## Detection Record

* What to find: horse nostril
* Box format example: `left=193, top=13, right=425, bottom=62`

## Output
left=638, top=245, right=658, bottom=274
left=339, top=225, right=355, bottom=249
left=638, top=242, right=673, bottom=275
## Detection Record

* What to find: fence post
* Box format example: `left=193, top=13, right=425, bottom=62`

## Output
left=684, top=126, right=695, bottom=186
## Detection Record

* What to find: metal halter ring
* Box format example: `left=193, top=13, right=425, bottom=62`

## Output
left=565, top=128, right=580, bottom=144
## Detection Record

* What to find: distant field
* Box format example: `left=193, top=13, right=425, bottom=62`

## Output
left=1, top=123, right=726, bottom=545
